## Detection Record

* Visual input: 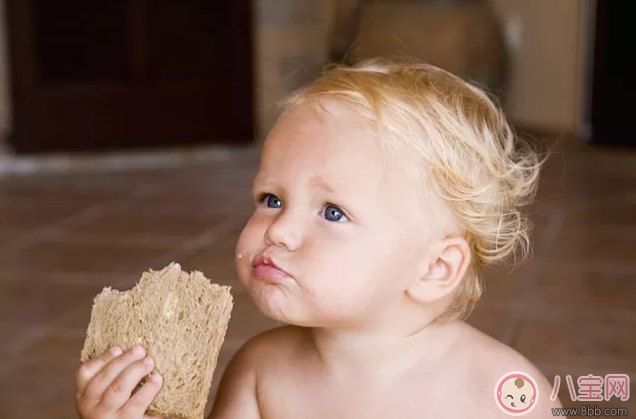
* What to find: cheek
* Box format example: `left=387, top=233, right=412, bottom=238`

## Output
left=305, top=237, right=367, bottom=275
left=235, top=217, right=265, bottom=277
left=236, top=215, right=266, bottom=251
left=303, top=236, right=400, bottom=299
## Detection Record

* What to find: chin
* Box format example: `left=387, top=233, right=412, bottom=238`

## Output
left=246, top=287, right=330, bottom=327
left=246, top=282, right=297, bottom=322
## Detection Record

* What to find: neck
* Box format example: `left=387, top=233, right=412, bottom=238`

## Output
left=309, top=315, right=462, bottom=378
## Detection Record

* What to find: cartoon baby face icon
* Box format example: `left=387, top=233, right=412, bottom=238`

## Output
left=495, top=372, right=538, bottom=416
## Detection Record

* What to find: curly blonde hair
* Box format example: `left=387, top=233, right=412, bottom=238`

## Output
left=279, top=59, right=541, bottom=321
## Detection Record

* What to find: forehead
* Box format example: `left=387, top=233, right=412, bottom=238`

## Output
left=257, top=102, right=391, bottom=190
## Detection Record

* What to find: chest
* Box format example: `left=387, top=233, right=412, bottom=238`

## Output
left=256, top=369, right=480, bottom=419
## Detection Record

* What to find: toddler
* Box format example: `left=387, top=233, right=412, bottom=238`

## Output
left=76, top=59, right=561, bottom=418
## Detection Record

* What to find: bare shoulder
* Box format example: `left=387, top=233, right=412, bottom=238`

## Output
left=209, top=326, right=305, bottom=418
left=236, top=325, right=307, bottom=363
left=455, top=321, right=540, bottom=374
left=454, top=322, right=563, bottom=418
left=219, top=325, right=307, bottom=382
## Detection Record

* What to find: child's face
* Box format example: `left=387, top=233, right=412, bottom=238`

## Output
left=236, top=102, right=443, bottom=329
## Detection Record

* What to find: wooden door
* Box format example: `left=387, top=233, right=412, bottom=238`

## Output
left=590, top=0, right=635, bottom=146
left=6, top=0, right=254, bottom=154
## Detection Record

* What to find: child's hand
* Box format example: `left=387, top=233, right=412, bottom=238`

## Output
left=75, top=346, right=165, bottom=419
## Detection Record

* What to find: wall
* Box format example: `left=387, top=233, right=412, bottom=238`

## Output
left=0, top=0, right=589, bottom=152
left=253, top=0, right=335, bottom=138
left=256, top=0, right=586, bottom=137
left=488, top=0, right=583, bottom=133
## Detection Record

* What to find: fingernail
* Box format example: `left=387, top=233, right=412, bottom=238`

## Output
left=132, top=345, right=145, bottom=356
left=150, top=373, right=162, bottom=383
left=143, top=356, right=154, bottom=366
left=111, top=347, right=123, bottom=357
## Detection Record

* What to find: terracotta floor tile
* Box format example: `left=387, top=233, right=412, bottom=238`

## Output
left=0, top=269, right=141, bottom=291
left=0, top=173, right=138, bottom=203
left=0, top=229, right=24, bottom=249
left=134, top=181, right=253, bottom=213
left=0, top=238, right=175, bottom=275
left=531, top=263, right=636, bottom=312
left=477, top=263, right=532, bottom=310
left=210, top=217, right=251, bottom=251
left=65, top=208, right=230, bottom=245
left=0, top=204, right=88, bottom=235
left=225, top=291, right=281, bottom=343
left=0, top=321, right=44, bottom=359
left=548, top=229, right=636, bottom=265
left=0, top=334, right=85, bottom=419
left=565, top=172, right=636, bottom=197
left=56, top=298, right=96, bottom=333
left=465, top=305, right=514, bottom=342
left=0, top=280, right=107, bottom=326
left=527, top=212, right=556, bottom=247
left=19, top=331, right=86, bottom=369
left=70, top=167, right=208, bottom=190
left=0, top=192, right=110, bottom=213
left=513, top=312, right=636, bottom=373
left=476, top=208, right=561, bottom=310
left=563, top=201, right=636, bottom=226
left=177, top=246, right=242, bottom=287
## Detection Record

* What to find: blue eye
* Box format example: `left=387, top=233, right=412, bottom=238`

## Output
left=264, top=194, right=282, bottom=208
left=323, top=205, right=348, bottom=222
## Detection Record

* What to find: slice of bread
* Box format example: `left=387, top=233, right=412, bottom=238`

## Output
left=80, top=262, right=233, bottom=419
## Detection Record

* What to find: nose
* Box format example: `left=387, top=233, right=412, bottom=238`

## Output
left=264, top=210, right=302, bottom=251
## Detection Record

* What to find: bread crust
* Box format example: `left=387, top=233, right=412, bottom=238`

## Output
left=80, top=262, right=233, bottom=419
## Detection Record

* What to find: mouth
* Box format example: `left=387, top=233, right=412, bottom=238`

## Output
left=511, top=402, right=516, bottom=408
left=252, top=253, right=293, bottom=283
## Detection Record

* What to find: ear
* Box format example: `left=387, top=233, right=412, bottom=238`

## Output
left=406, top=237, right=472, bottom=304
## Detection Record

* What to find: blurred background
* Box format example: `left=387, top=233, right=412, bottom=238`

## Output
left=0, top=0, right=634, bottom=418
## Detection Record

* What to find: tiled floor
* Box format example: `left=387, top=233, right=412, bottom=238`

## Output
left=0, top=140, right=634, bottom=418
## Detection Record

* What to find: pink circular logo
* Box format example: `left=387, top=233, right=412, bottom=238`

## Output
left=494, top=371, right=539, bottom=416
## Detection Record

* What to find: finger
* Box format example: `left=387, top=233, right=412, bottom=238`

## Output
left=99, top=356, right=156, bottom=410
left=83, top=345, right=147, bottom=404
left=122, top=373, right=164, bottom=418
left=76, top=346, right=124, bottom=397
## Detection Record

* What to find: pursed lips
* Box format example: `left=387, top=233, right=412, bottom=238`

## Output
left=252, top=253, right=293, bottom=283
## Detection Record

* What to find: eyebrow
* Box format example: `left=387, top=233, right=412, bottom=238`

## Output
left=308, top=176, right=336, bottom=193
left=253, top=175, right=338, bottom=193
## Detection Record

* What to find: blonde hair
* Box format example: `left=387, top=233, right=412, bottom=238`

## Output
left=279, top=59, right=541, bottom=321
